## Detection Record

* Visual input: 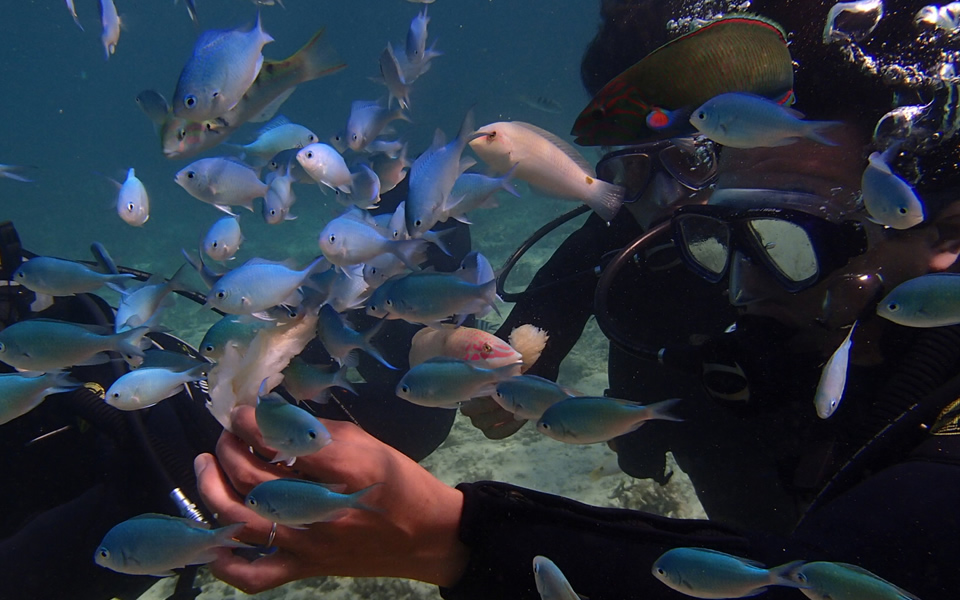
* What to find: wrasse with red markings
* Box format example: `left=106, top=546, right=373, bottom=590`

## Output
left=409, top=323, right=548, bottom=371
left=572, top=14, right=795, bottom=146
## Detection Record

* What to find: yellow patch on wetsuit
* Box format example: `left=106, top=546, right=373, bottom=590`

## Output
left=931, top=397, right=960, bottom=435
left=84, top=381, right=105, bottom=400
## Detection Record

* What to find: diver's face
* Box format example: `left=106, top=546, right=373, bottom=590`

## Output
left=714, top=127, right=935, bottom=331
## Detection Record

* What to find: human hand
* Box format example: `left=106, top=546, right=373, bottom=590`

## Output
left=459, top=396, right=527, bottom=440
left=194, top=406, right=470, bottom=594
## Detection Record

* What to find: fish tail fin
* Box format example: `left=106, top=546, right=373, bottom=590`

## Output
left=586, top=178, right=625, bottom=222
left=332, top=365, right=357, bottom=395
left=804, top=121, right=843, bottom=147
left=480, top=278, right=502, bottom=318
left=114, top=326, right=151, bottom=362
left=105, top=273, right=136, bottom=294
left=91, top=241, right=120, bottom=274
left=422, top=228, right=455, bottom=257
left=500, top=163, right=522, bottom=198
left=645, top=397, right=683, bottom=422
left=214, top=522, right=255, bottom=549
left=48, top=370, right=85, bottom=393
left=361, top=320, right=398, bottom=370
left=769, top=561, right=809, bottom=589
left=291, top=28, right=347, bottom=85
left=390, top=238, right=429, bottom=271
left=166, top=262, right=193, bottom=293
left=351, top=482, right=386, bottom=513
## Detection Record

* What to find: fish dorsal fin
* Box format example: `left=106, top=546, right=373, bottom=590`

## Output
left=512, top=122, right=596, bottom=176
left=430, top=128, right=447, bottom=150
left=131, top=513, right=210, bottom=529
left=257, top=115, right=292, bottom=136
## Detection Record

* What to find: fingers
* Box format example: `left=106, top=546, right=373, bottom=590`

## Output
left=207, top=550, right=305, bottom=595
left=460, top=397, right=527, bottom=440
left=194, top=453, right=278, bottom=546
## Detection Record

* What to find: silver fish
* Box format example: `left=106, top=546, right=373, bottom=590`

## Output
left=175, top=157, right=268, bottom=215
left=295, top=142, right=354, bottom=193
left=653, top=548, right=805, bottom=599
left=537, top=397, right=681, bottom=444
left=203, top=215, right=244, bottom=261
left=65, top=0, right=84, bottom=30
left=318, top=207, right=426, bottom=269
left=813, top=322, right=856, bottom=419
left=316, top=304, right=395, bottom=370
left=378, top=42, right=412, bottom=110
left=205, top=256, right=326, bottom=315
left=12, top=256, right=132, bottom=296
left=346, top=100, right=410, bottom=152
left=690, top=93, right=841, bottom=149
left=117, top=168, right=150, bottom=227
left=135, top=90, right=170, bottom=125
left=99, top=0, right=120, bottom=60
left=105, top=364, right=207, bottom=411
left=396, top=356, right=520, bottom=408
left=173, top=13, right=274, bottom=121
left=115, top=265, right=189, bottom=333
left=877, top=273, right=960, bottom=327
left=861, top=148, right=925, bottom=230
left=533, top=556, right=579, bottom=600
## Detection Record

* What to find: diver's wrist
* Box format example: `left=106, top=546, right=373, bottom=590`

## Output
left=413, top=485, right=470, bottom=587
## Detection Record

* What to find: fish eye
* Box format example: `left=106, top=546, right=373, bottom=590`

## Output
left=187, top=171, right=196, bottom=179
left=400, top=384, right=410, bottom=393
left=306, top=152, right=314, bottom=159
left=591, top=108, right=604, bottom=120
left=212, top=91, right=219, bottom=98
left=656, top=568, right=665, bottom=576
left=246, top=497, right=257, bottom=506
left=204, top=344, right=214, bottom=353
left=899, top=207, right=908, bottom=215
left=696, top=111, right=706, bottom=120
left=127, top=202, right=135, bottom=212
left=177, top=128, right=186, bottom=141
left=385, top=299, right=393, bottom=306
left=887, top=302, right=900, bottom=312
left=270, top=209, right=277, bottom=216
left=0, top=342, right=5, bottom=351
left=98, top=548, right=110, bottom=559
left=309, top=135, right=317, bottom=142
left=329, top=234, right=336, bottom=243
left=795, top=573, right=807, bottom=583
left=111, top=392, right=120, bottom=398
left=212, top=241, right=218, bottom=247
left=184, top=95, right=197, bottom=108
left=541, top=422, right=551, bottom=430
left=216, top=291, right=226, bottom=299
left=351, top=134, right=358, bottom=141
left=414, top=219, right=422, bottom=228
left=15, top=272, right=23, bottom=278
left=307, top=429, right=317, bottom=439
left=482, top=342, right=493, bottom=353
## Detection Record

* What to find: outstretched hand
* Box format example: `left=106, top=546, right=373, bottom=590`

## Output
left=194, top=406, right=470, bottom=594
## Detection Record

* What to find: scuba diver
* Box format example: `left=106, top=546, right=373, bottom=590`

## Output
left=0, top=176, right=470, bottom=599
left=193, top=1, right=960, bottom=599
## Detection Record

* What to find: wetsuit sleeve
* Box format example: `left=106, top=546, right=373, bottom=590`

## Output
left=494, top=211, right=641, bottom=381
left=439, top=481, right=769, bottom=600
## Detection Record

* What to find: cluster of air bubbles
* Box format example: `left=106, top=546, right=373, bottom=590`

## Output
left=665, top=0, right=752, bottom=36
left=914, top=2, right=960, bottom=35
left=822, top=0, right=884, bottom=44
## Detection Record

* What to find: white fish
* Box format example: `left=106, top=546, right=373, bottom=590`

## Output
left=175, top=157, right=268, bottom=214
left=469, top=121, right=625, bottom=221
left=205, top=256, right=327, bottom=315
left=238, top=116, right=319, bottom=161
left=203, top=215, right=244, bottom=261
left=443, top=165, right=520, bottom=223
left=263, top=165, right=298, bottom=224
left=318, top=207, right=426, bottom=269
left=105, top=364, right=207, bottom=411
left=0, top=372, right=81, bottom=426
left=115, top=265, right=189, bottom=333
left=345, top=100, right=410, bottom=152
left=172, top=13, right=274, bottom=121
left=378, top=42, right=412, bottom=110
left=341, top=163, right=380, bottom=210
left=99, top=0, right=120, bottom=60
left=12, top=256, right=132, bottom=296
left=533, top=556, right=579, bottom=600
left=0, top=164, right=35, bottom=183
left=371, top=145, right=410, bottom=193
left=876, top=273, right=960, bottom=327
left=66, top=0, right=84, bottom=30
left=861, top=148, right=925, bottom=230
left=117, top=168, right=150, bottom=227
left=295, top=143, right=355, bottom=193
left=813, top=322, right=856, bottom=419
left=407, top=109, right=481, bottom=236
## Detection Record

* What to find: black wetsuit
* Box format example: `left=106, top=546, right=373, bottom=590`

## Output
left=450, top=209, right=960, bottom=599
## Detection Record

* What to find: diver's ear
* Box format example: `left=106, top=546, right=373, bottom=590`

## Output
left=928, top=202, right=960, bottom=271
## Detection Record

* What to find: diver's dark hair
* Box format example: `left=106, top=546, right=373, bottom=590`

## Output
left=581, top=0, right=960, bottom=198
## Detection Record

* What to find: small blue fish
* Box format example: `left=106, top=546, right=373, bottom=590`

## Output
left=690, top=93, right=841, bottom=148
left=182, top=244, right=224, bottom=290
left=652, top=548, right=806, bottom=599
left=494, top=375, right=575, bottom=421
left=0, top=371, right=81, bottom=426
left=318, top=207, right=426, bottom=269
left=255, top=383, right=332, bottom=465
left=263, top=165, right=298, bottom=224
left=199, top=314, right=273, bottom=362
left=444, top=165, right=521, bottom=223
left=533, top=556, right=579, bottom=600
left=105, top=364, right=207, bottom=411
left=537, top=396, right=681, bottom=444
left=281, top=357, right=355, bottom=403
left=0, top=164, right=35, bottom=183
left=405, top=7, right=431, bottom=65
left=788, top=561, right=921, bottom=600
left=117, top=168, right=150, bottom=227
left=813, top=322, right=856, bottom=419
left=406, top=108, right=481, bottom=236
left=379, top=42, right=412, bottom=110
left=861, top=148, right=925, bottom=229
left=173, top=13, right=274, bottom=121
left=12, top=256, right=133, bottom=296
left=345, top=100, right=410, bottom=152
left=396, top=356, right=520, bottom=408
left=876, top=273, right=960, bottom=328
left=366, top=270, right=500, bottom=328
left=205, top=256, right=327, bottom=315
left=95, top=513, right=249, bottom=576
left=65, top=0, right=84, bottom=30
left=175, top=157, right=268, bottom=215
left=295, top=142, right=355, bottom=193
left=316, top=304, right=396, bottom=370
left=115, top=264, right=189, bottom=332
left=203, top=215, right=244, bottom=261
left=244, top=478, right=380, bottom=527
left=99, top=0, right=120, bottom=60
left=0, top=320, right=148, bottom=371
